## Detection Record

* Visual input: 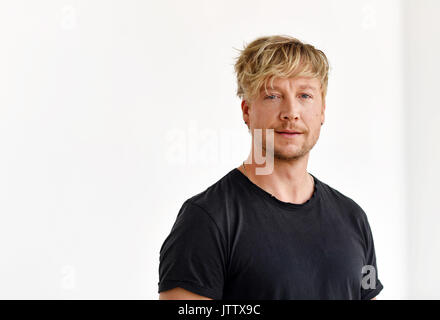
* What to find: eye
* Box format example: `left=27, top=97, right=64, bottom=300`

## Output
left=300, top=93, right=312, bottom=99
left=264, top=94, right=280, bottom=100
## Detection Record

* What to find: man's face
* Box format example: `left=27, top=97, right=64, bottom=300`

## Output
left=242, top=76, right=325, bottom=161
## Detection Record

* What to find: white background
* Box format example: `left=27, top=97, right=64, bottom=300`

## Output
left=0, top=0, right=438, bottom=299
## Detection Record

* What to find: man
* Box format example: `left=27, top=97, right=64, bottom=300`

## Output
left=158, top=35, right=383, bottom=300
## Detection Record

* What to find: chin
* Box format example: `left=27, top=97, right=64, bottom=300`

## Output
left=273, top=147, right=307, bottom=161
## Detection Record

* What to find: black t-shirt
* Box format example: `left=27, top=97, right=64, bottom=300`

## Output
left=158, top=168, right=384, bottom=300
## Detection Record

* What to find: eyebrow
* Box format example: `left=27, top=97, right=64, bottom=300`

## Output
left=261, top=84, right=318, bottom=93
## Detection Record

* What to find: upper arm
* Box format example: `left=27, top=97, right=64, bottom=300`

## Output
left=159, top=287, right=213, bottom=300
left=158, top=201, right=226, bottom=300
left=358, top=210, right=384, bottom=300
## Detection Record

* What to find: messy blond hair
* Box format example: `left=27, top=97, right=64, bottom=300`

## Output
left=233, top=35, right=330, bottom=104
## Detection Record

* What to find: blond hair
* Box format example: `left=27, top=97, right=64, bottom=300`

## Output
left=233, top=35, right=330, bottom=104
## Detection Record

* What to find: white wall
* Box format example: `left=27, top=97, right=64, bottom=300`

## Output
left=403, top=0, right=440, bottom=300
left=0, top=0, right=419, bottom=299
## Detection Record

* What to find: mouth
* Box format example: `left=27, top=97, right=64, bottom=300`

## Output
left=275, top=130, right=303, bottom=138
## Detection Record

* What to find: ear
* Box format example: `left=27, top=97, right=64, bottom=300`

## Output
left=241, top=100, right=250, bottom=124
left=321, top=101, right=326, bottom=125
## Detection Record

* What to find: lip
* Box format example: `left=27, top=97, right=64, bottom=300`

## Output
left=276, top=130, right=302, bottom=134
left=276, top=131, right=303, bottom=138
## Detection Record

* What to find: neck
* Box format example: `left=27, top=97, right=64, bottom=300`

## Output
left=240, top=153, right=314, bottom=205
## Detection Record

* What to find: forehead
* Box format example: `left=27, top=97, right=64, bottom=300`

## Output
left=262, top=77, right=320, bottom=92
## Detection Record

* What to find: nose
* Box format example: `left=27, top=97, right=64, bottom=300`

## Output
left=279, top=97, right=300, bottom=121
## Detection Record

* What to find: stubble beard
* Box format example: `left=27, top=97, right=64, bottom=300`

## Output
left=262, top=133, right=316, bottom=161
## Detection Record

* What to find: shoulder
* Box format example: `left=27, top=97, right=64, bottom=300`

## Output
left=177, top=168, right=242, bottom=226
left=317, top=177, right=368, bottom=222
left=317, top=178, right=374, bottom=249
left=185, top=168, right=240, bottom=211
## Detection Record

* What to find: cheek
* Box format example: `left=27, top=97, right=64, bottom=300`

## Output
left=251, top=107, right=274, bottom=125
left=303, top=111, right=321, bottom=124
left=309, top=104, right=323, bottom=122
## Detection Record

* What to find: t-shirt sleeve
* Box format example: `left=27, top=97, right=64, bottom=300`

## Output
left=158, top=200, right=227, bottom=299
left=360, top=213, right=384, bottom=300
